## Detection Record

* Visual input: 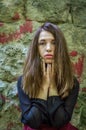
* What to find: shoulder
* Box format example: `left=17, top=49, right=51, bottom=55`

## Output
left=17, top=75, right=23, bottom=90
left=17, top=76, right=29, bottom=99
left=73, top=76, right=79, bottom=88
left=71, top=76, right=80, bottom=93
left=17, top=75, right=22, bottom=82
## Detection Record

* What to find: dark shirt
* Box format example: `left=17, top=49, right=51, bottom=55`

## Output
left=17, top=76, right=79, bottom=129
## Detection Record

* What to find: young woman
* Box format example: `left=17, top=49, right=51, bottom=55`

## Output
left=17, top=22, right=79, bottom=130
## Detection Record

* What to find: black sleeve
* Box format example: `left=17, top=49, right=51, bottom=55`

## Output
left=47, top=77, right=79, bottom=128
left=17, top=76, right=47, bottom=129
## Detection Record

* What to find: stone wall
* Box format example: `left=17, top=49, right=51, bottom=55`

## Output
left=0, top=0, right=86, bottom=130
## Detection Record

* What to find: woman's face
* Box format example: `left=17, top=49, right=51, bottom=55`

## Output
left=38, top=30, right=55, bottom=63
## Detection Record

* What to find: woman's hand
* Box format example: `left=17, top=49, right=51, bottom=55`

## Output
left=46, top=61, right=59, bottom=96
left=42, top=59, right=51, bottom=89
left=37, top=59, right=58, bottom=99
left=37, top=59, right=50, bottom=99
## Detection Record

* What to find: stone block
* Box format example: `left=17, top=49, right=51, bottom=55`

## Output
left=26, top=0, right=70, bottom=22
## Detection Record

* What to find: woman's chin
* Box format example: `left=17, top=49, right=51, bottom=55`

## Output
left=45, top=59, right=53, bottom=63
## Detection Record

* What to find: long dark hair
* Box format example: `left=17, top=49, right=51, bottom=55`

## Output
left=22, top=22, right=74, bottom=98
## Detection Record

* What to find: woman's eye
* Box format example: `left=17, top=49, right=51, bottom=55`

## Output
left=51, top=41, right=55, bottom=44
left=39, top=42, right=45, bottom=45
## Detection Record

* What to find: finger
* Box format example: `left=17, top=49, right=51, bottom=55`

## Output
left=43, top=59, right=46, bottom=76
left=52, top=60, right=54, bottom=76
left=41, top=57, right=43, bottom=69
left=47, top=64, right=51, bottom=82
left=47, top=64, right=51, bottom=75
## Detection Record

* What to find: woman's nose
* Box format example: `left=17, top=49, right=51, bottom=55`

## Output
left=46, top=43, right=52, bottom=51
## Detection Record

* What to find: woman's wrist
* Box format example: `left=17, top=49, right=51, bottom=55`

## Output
left=49, top=87, right=59, bottom=96
left=37, top=87, right=48, bottom=100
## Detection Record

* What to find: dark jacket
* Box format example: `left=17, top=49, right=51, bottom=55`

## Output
left=17, top=76, right=79, bottom=129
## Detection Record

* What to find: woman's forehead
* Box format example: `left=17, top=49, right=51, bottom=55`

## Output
left=38, top=30, right=54, bottom=41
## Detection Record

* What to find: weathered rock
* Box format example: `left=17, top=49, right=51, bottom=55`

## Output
left=0, top=43, right=26, bottom=81
left=70, top=0, right=86, bottom=27
left=0, top=104, right=22, bottom=130
left=0, top=0, right=86, bottom=130
left=26, top=0, right=70, bottom=22
left=0, top=0, right=24, bottom=22
left=0, top=20, right=33, bottom=43
left=0, top=80, right=8, bottom=91
left=71, top=92, right=86, bottom=130
left=59, top=23, right=86, bottom=49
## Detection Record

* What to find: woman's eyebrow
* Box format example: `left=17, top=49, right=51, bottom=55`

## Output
left=39, top=38, right=55, bottom=41
left=39, top=39, right=45, bottom=41
left=38, top=39, right=46, bottom=42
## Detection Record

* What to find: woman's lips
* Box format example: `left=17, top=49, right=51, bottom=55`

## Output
left=44, top=54, right=53, bottom=59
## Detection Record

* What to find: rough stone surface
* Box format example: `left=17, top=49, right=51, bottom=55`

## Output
left=26, top=0, right=70, bottom=22
left=0, top=0, right=24, bottom=22
left=0, top=0, right=86, bottom=130
left=70, top=0, right=86, bottom=27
